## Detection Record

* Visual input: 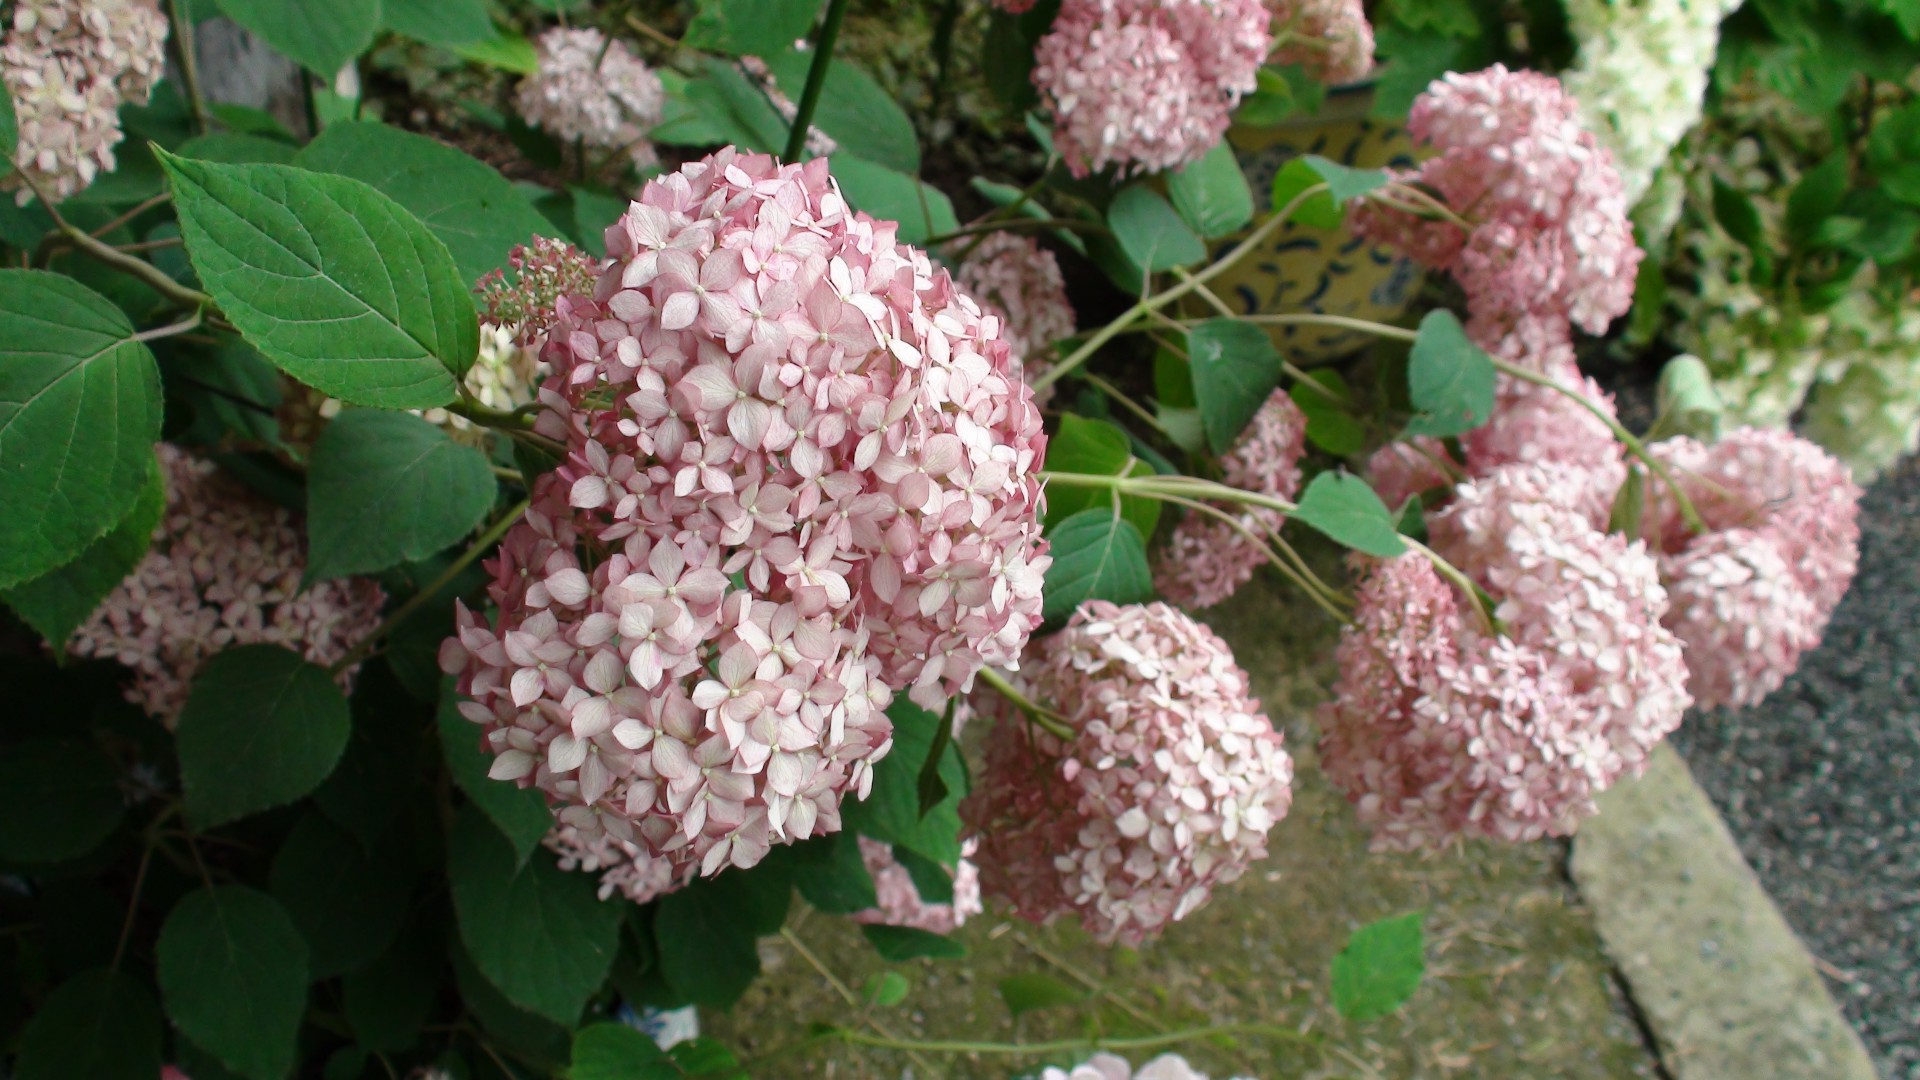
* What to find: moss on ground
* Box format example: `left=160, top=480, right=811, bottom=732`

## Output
left=704, top=568, right=1661, bottom=1079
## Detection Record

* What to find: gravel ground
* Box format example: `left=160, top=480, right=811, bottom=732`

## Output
left=1670, top=456, right=1920, bottom=1080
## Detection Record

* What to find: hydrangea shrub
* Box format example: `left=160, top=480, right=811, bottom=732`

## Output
left=0, top=0, right=1885, bottom=1076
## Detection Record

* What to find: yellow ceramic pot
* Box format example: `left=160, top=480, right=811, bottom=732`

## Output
left=1197, top=84, right=1423, bottom=364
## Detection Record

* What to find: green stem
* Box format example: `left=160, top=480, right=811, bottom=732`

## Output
left=1404, top=536, right=1499, bottom=636
left=1236, top=312, right=1419, bottom=341
left=974, top=667, right=1074, bottom=740
left=19, top=169, right=214, bottom=311
left=1041, top=470, right=1300, bottom=517
left=1081, top=371, right=1173, bottom=439
left=1031, top=182, right=1330, bottom=393
left=1488, top=358, right=1706, bottom=534
left=166, top=0, right=210, bottom=134
left=784, top=0, right=851, bottom=161
left=329, top=498, right=531, bottom=677
left=1149, top=490, right=1348, bottom=620
left=89, top=192, right=172, bottom=239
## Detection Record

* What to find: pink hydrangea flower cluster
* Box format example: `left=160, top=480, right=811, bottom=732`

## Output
left=1270, top=0, right=1375, bottom=86
left=2, top=0, right=167, bottom=204
left=476, top=237, right=605, bottom=348
left=517, top=27, right=665, bottom=171
left=964, top=601, right=1293, bottom=945
left=439, top=149, right=1050, bottom=880
left=1366, top=370, right=1626, bottom=512
left=1155, top=389, right=1308, bottom=609
left=1640, top=428, right=1861, bottom=711
left=68, top=445, right=386, bottom=728
left=953, top=233, right=1076, bottom=405
left=1321, top=464, right=1690, bottom=850
left=1043, top=1052, right=1245, bottom=1080
left=853, top=836, right=983, bottom=934
left=1351, top=65, right=1641, bottom=371
left=545, top=821, right=691, bottom=904
left=1033, top=0, right=1271, bottom=178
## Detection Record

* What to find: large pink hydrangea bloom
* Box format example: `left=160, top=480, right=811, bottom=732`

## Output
left=440, top=149, right=1050, bottom=880
left=1155, top=389, right=1308, bottom=609
left=1269, top=0, right=1374, bottom=86
left=1322, top=464, right=1690, bottom=850
left=953, top=232, right=1076, bottom=405
left=965, top=601, right=1293, bottom=945
left=1033, top=0, right=1271, bottom=178
left=68, top=445, right=385, bottom=727
left=1641, top=428, right=1861, bottom=710
left=1352, top=65, right=1641, bottom=370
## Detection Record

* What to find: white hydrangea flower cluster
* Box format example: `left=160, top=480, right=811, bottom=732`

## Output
left=1671, top=154, right=1920, bottom=480
left=1, top=0, right=168, bottom=204
left=1561, top=0, right=1746, bottom=206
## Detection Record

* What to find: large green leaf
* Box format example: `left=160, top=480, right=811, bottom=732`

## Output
left=829, top=156, right=959, bottom=245
left=1291, top=369, right=1367, bottom=456
left=438, top=686, right=555, bottom=867
left=158, top=151, right=471, bottom=407
left=1292, top=472, right=1407, bottom=557
left=1186, top=318, right=1282, bottom=454
left=1404, top=309, right=1495, bottom=437
left=176, top=644, right=353, bottom=829
left=789, top=831, right=878, bottom=915
left=1108, top=185, right=1206, bottom=273
left=0, top=740, right=123, bottom=864
left=996, top=972, right=1085, bottom=1016
left=1168, top=141, right=1254, bottom=238
left=296, top=122, right=557, bottom=290
left=1303, top=154, right=1390, bottom=204
left=12, top=969, right=163, bottom=1080
left=0, top=80, right=16, bottom=171
left=684, top=0, right=825, bottom=56
left=844, top=698, right=967, bottom=867
left=1269, top=158, right=1342, bottom=229
left=571, top=1023, right=678, bottom=1080
left=305, top=409, right=496, bottom=581
left=0, top=270, right=163, bottom=589
left=2, top=452, right=162, bottom=657
left=156, top=886, right=310, bottom=1080
left=268, top=812, right=414, bottom=979
left=654, top=859, right=792, bottom=1009
left=1041, top=508, right=1153, bottom=621
left=762, top=50, right=919, bottom=172
left=862, top=924, right=966, bottom=960
left=653, top=60, right=790, bottom=154
left=212, top=0, right=379, bottom=77
left=1331, top=910, right=1426, bottom=1022
left=1041, top=413, right=1159, bottom=537
left=341, top=907, right=443, bottom=1054
left=448, top=807, right=624, bottom=1025
left=382, top=0, right=497, bottom=49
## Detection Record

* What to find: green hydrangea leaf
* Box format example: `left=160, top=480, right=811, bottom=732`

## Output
left=12, top=969, right=163, bottom=1080
left=0, top=270, right=163, bottom=589
left=158, top=150, right=471, bottom=407
left=1331, top=910, right=1426, bottom=1021
left=176, top=644, right=352, bottom=829
left=448, top=807, right=623, bottom=1025
left=156, top=886, right=310, bottom=1080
